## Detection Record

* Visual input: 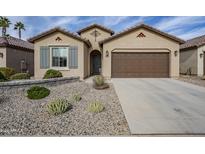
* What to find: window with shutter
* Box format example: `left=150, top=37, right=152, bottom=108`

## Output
left=51, top=47, right=68, bottom=68
left=69, top=46, right=78, bottom=69
left=40, top=46, right=50, bottom=69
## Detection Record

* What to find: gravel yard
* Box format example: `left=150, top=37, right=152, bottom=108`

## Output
left=0, top=81, right=130, bottom=136
left=177, top=75, right=205, bottom=87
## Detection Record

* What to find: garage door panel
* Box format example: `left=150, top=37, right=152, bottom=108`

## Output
left=112, top=52, right=169, bottom=78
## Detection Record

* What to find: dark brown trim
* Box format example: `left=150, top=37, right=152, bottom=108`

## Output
left=180, top=34, right=205, bottom=50
left=180, top=46, right=198, bottom=51
left=1, top=45, right=34, bottom=52
left=0, top=36, right=34, bottom=51
left=110, top=48, right=171, bottom=53
left=77, top=24, right=114, bottom=35
left=28, top=27, right=91, bottom=47
left=99, top=24, right=185, bottom=45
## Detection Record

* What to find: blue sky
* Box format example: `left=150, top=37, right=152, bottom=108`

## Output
left=6, top=16, right=205, bottom=40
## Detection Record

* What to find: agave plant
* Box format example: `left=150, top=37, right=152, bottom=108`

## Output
left=88, top=101, right=104, bottom=113
left=72, top=93, right=82, bottom=102
left=47, top=99, right=72, bottom=115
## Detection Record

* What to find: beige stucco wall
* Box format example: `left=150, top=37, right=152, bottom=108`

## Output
left=0, top=47, right=6, bottom=67
left=102, top=28, right=180, bottom=78
left=80, top=28, right=111, bottom=51
left=83, top=44, right=89, bottom=78
left=34, top=32, right=86, bottom=79
left=80, top=27, right=111, bottom=76
left=180, top=48, right=197, bottom=75
left=197, top=45, right=205, bottom=76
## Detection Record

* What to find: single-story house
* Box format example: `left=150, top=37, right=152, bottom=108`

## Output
left=0, top=36, right=34, bottom=75
left=28, top=23, right=184, bottom=79
left=180, top=35, right=205, bottom=76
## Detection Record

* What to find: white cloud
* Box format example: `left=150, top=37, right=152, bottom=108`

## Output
left=154, top=16, right=205, bottom=31
left=103, top=16, right=129, bottom=26
left=178, top=27, right=205, bottom=40
left=49, top=17, right=78, bottom=27
left=106, top=16, right=150, bottom=32
left=123, top=16, right=148, bottom=28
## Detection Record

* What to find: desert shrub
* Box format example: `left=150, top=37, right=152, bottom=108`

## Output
left=0, top=67, right=15, bottom=79
left=47, top=99, right=72, bottom=115
left=0, top=71, right=6, bottom=82
left=10, top=73, right=30, bottom=80
left=72, top=93, right=82, bottom=102
left=93, top=75, right=104, bottom=86
left=27, top=86, right=50, bottom=99
left=93, top=75, right=109, bottom=90
left=88, top=101, right=104, bottom=113
left=43, top=69, right=63, bottom=79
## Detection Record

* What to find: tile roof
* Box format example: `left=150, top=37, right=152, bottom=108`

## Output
left=28, top=27, right=91, bottom=47
left=99, top=23, right=185, bottom=45
left=180, top=34, right=205, bottom=50
left=0, top=36, right=34, bottom=50
left=77, top=24, right=114, bottom=35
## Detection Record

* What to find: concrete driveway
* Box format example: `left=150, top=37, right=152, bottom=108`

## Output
left=112, top=78, right=205, bottom=135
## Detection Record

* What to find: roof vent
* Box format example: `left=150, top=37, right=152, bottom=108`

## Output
left=137, top=32, right=146, bottom=38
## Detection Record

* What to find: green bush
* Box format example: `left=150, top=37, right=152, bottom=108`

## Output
left=10, top=73, right=30, bottom=80
left=0, top=67, right=15, bottom=79
left=43, top=69, right=63, bottom=79
left=47, top=99, right=72, bottom=115
left=27, top=86, right=50, bottom=99
left=72, top=93, right=81, bottom=102
left=88, top=101, right=104, bottom=113
left=0, top=71, right=6, bottom=82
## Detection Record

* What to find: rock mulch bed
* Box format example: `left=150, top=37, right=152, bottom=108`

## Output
left=177, top=75, right=205, bottom=88
left=0, top=81, right=130, bottom=136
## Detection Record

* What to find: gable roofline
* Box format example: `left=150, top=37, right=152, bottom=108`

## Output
left=180, top=34, right=205, bottom=50
left=77, top=24, right=115, bottom=35
left=0, top=36, right=34, bottom=51
left=28, top=27, right=91, bottom=47
left=99, top=23, right=185, bottom=45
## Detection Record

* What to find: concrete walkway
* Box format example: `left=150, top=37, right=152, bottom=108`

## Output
left=112, top=78, right=205, bottom=135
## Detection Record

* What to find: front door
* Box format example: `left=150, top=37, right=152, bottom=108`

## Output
left=92, top=54, right=101, bottom=75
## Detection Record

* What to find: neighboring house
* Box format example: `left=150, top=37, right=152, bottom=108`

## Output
left=0, top=36, right=34, bottom=75
left=180, top=35, right=205, bottom=76
left=28, top=23, right=184, bottom=79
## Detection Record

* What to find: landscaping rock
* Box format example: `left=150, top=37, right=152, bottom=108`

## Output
left=0, top=81, right=130, bottom=136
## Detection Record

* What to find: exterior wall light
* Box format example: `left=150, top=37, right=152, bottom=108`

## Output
left=200, top=52, right=204, bottom=58
left=0, top=53, right=3, bottom=58
left=174, top=50, right=178, bottom=57
left=106, top=50, right=109, bottom=57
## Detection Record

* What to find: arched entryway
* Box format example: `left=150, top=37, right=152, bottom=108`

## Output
left=90, top=50, right=101, bottom=75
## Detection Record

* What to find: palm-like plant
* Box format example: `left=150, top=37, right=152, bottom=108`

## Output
left=14, top=21, right=25, bottom=39
left=0, top=16, right=11, bottom=36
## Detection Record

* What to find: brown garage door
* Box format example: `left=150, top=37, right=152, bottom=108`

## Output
left=112, top=52, right=169, bottom=78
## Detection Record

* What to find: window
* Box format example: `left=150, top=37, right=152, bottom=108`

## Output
left=51, top=47, right=68, bottom=68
